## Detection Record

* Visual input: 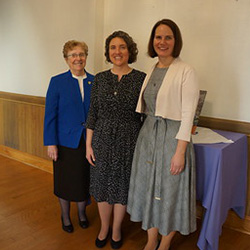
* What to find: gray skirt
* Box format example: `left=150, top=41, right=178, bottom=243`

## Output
left=127, top=115, right=197, bottom=235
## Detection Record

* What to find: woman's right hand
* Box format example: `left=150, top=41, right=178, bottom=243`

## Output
left=86, top=145, right=96, bottom=166
left=47, top=145, right=58, bottom=161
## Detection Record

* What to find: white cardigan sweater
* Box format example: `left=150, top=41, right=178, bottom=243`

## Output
left=136, top=57, right=199, bottom=142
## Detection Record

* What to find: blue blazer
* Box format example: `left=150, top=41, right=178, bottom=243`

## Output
left=43, top=70, right=94, bottom=148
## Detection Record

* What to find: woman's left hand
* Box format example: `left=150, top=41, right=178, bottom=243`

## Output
left=170, top=140, right=188, bottom=175
left=170, top=152, right=185, bottom=175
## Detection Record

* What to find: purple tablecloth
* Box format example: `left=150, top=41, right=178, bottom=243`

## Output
left=194, top=130, right=248, bottom=250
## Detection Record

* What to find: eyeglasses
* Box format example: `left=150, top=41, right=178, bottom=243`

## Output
left=67, top=53, right=86, bottom=58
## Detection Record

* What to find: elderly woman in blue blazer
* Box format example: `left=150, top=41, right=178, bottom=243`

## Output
left=44, top=40, right=94, bottom=233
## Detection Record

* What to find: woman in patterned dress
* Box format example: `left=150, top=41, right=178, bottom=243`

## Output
left=127, top=19, right=199, bottom=250
left=86, top=31, right=146, bottom=249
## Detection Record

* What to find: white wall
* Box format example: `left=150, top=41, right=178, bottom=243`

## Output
left=1, top=0, right=250, bottom=122
left=102, top=0, right=250, bottom=122
left=0, top=0, right=97, bottom=96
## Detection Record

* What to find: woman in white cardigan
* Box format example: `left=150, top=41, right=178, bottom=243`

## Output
left=127, top=19, right=199, bottom=250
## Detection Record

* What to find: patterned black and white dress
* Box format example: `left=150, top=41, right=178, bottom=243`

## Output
left=86, top=69, right=146, bottom=205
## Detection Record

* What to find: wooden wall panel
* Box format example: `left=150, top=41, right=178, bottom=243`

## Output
left=0, top=99, right=3, bottom=145
left=3, top=101, right=19, bottom=148
left=0, top=91, right=48, bottom=159
left=247, top=137, right=250, bottom=215
left=199, top=116, right=250, bottom=135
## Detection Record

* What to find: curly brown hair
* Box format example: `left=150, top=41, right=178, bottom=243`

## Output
left=63, top=40, right=88, bottom=58
left=148, top=19, right=183, bottom=58
left=105, top=31, right=138, bottom=64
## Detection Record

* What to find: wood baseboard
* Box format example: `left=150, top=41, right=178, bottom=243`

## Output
left=197, top=202, right=250, bottom=235
left=0, top=145, right=52, bottom=173
left=224, top=211, right=250, bottom=235
left=199, top=116, right=250, bottom=135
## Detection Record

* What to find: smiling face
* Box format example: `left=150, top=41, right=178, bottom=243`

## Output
left=65, top=45, right=86, bottom=76
left=153, top=24, right=175, bottom=60
left=108, top=37, right=129, bottom=67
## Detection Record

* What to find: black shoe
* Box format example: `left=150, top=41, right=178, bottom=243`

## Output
left=61, top=217, right=74, bottom=233
left=95, top=229, right=110, bottom=248
left=111, top=235, right=123, bottom=249
left=79, top=217, right=89, bottom=229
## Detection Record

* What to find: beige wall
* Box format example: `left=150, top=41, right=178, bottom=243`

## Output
left=1, top=0, right=250, bottom=122
left=102, top=0, right=250, bottom=122
left=0, top=0, right=97, bottom=96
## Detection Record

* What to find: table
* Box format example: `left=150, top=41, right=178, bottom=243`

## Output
left=194, top=130, right=248, bottom=250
